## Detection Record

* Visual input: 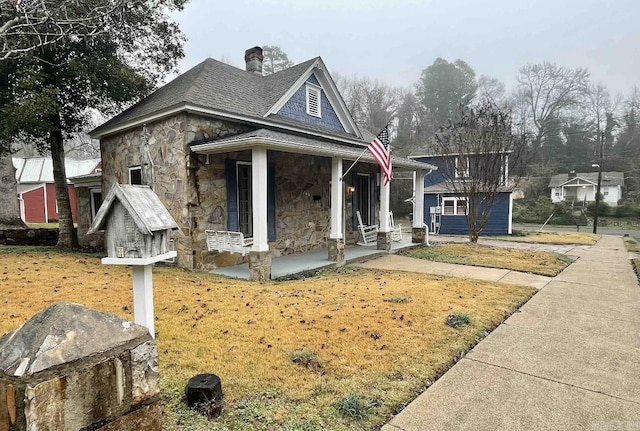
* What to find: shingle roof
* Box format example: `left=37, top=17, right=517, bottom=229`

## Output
left=91, top=57, right=320, bottom=136
left=548, top=172, right=624, bottom=188
left=190, top=129, right=436, bottom=172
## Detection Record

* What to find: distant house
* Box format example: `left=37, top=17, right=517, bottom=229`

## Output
left=13, top=157, right=101, bottom=223
left=549, top=171, right=623, bottom=207
left=410, top=153, right=513, bottom=235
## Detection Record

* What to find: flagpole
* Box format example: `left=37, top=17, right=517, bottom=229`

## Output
left=341, top=147, right=369, bottom=180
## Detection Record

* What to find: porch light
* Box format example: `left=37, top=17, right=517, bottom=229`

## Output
left=347, top=186, right=356, bottom=193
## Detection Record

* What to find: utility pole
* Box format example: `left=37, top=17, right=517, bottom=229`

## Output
left=592, top=132, right=604, bottom=234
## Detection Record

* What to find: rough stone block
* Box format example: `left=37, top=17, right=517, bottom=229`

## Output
left=327, top=238, right=345, bottom=264
left=377, top=231, right=391, bottom=252
left=249, top=251, right=271, bottom=282
left=412, top=226, right=426, bottom=244
left=98, top=402, right=162, bottom=431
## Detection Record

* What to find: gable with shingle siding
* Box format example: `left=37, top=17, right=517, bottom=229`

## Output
left=275, top=75, right=345, bottom=132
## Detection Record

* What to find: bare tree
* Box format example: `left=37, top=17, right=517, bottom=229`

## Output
left=476, top=75, right=507, bottom=108
left=334, top=74, right=400, bottom=131
left=434, top=101, right=528, bottom=242
left=0, top=0, right=163, bottom=61
left=515, top=62, right=589, bottom=159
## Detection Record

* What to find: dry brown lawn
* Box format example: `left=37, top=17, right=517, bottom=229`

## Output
left=403, top=243, right=573, bottom=276
left=0, top=248, right=536, bottom=430
left=499, top=231, right=599, bottom=245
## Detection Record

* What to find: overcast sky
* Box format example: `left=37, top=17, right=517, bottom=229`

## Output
left=172, top=0, right=640, bottom=96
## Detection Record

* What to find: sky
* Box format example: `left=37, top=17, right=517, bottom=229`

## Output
left=172, top=0, right=640, bottom=96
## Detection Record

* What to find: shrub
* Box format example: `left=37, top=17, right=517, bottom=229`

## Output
left=586, top=200, right=610, bottom=217
left=614, top=202, right=640, bottom=218
left=334, top=392, right=376, bottom=420
left=445, top=312, right=471, bottom=329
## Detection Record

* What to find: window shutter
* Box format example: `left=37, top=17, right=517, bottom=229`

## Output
left=268, top=163, right=276, bottom=241
left=226, top=159, right=239, bottom=232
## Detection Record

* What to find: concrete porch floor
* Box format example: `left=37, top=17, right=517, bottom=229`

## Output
left=211, top=237, right=420, bottom=280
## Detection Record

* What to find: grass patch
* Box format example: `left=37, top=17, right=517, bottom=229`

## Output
left=403, top=243, right=573, bottom=276
left=383, top=296, right=411, bottom=303
left=445, top=312, right=471, bottom=329
left=623, top=236, right=640, bottom=253
left=334, top=392, right=377, bottom=420
left=0, top=249, right=536, bottom=430
left=499, top=230, right=599, bottom=245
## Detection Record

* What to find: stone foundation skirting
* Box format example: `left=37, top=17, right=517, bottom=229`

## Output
left=412, top=227, right=427, bottom=244
left=377, top=231, right=391, bottom=252
left=327, top=238, right=345, bottom=265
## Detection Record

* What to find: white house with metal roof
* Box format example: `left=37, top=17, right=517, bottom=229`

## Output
left=90, top=46, right=434, bottom=281
left=549, top=171, right=624, bottom=206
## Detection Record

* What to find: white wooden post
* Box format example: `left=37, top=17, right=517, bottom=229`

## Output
left=330, top=158, right=343, bottom=240
left=132, top=264, right=155, bottom=337
left=379, top=173, right=390, bottom=232
left=413, top=170, right=425, bottom=229
left=252, top=148, right=269, bottom=252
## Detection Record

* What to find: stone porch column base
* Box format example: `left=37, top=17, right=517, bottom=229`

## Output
left=249, top=251, right=271, bottom=282
left=377, top=231, right=391, bottom=252
left=327, top=238, right=345, bottom=265
left=412, top=226, right=427, bottom=244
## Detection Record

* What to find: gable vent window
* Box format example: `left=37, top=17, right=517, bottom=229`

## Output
left=306, top=84, right=322, bottom=118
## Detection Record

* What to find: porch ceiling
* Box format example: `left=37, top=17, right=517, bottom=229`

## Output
left=190, top=128, right=436, bottom=172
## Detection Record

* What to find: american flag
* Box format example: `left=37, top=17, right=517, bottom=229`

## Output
left=368, top=125, right=393, bottom=185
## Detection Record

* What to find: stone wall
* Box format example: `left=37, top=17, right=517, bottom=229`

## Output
left=100, top=113, right=252, bottom=270
left=0, top=228, right=58, bottom=246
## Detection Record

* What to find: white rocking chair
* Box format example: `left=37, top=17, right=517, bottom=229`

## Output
left=389, top=211, right=402, bottom=242
left=356, top=211, right=378, bottom=246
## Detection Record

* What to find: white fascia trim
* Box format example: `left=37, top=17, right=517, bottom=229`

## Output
left=92, top=102, right=368, bottom=147
left=558, top=177, right=597, bottom=187
left=191, top=136, right=433, bottom=170
left=17, top=183, right=45, bottom=195
left=263, top=59, right=362, bottom=138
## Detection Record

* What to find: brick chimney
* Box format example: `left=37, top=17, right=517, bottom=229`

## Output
left=245, top=46, right=263, bottom=76
left=568, top=170, right=577, bottom=179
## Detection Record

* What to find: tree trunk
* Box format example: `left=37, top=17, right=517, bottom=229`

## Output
left=50, top=121, right=77, bottom=248
left=0, top=155, right=27, bottom=228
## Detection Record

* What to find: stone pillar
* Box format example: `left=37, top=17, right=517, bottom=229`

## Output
left=377, top=231, right=391, bottom=252
left=413, top=170, right=427, bottom=244
left=329, top=158, right=345, bottom=265
left=249, top=251, right=271, bottom=282
left=0, top=302, right=161, bottom=431
left=327, top=238, right=345, bottom=264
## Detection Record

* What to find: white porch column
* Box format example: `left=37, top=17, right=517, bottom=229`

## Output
left=251, top=148, right=269, bottom=252
left=379, top=175, right=390, bottom=233
left=328, top=158, right=345, bottom=263
left=412, top=170, right=427, bottom=244
left=330, top=158, right=343, bottom=239
left=413, top=170, right=425, bottom=229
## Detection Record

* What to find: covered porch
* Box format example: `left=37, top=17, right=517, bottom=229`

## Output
left=211, top=237, right=418, bottom=280
left=191, top=129, right=435, bottom=281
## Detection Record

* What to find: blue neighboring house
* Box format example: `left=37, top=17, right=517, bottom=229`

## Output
left=410, top=153, right=513, bottom=236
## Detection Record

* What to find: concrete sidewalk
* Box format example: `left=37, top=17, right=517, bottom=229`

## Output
left=355, top=254, right=553, bottom=290
left=381, top=235, right=640, bottom=431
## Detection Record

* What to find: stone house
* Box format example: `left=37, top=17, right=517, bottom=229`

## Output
left=90, top=47, right=434, bottom=279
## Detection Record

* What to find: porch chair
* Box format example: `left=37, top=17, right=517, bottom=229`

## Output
left=356, top=211, right=378, bottom=246
left=389, top=211, right=403, bottom=242
left=205, top=230, right=254, bottom=256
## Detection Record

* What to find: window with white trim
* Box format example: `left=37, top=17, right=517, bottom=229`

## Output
left=90, top=189, right=103, bottom=222
left=237, top=162, right=252, bottom=237
left=442, top=197, right=467, bottom=215
left=129, top=166, right=142, bottom=185
left=306, top=83, right=322, bottom=118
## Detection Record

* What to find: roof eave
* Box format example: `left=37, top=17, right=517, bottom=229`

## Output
left=190, top=136, right=435, bottom=171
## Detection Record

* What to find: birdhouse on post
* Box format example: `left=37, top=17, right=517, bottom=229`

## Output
left=88, top=184, right=179, bottom=337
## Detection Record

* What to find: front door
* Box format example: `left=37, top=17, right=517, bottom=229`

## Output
left=357, top=173, right=371, bottom=224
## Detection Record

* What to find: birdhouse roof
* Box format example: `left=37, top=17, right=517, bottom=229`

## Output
left=88, top=183, right=180, bottom=235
